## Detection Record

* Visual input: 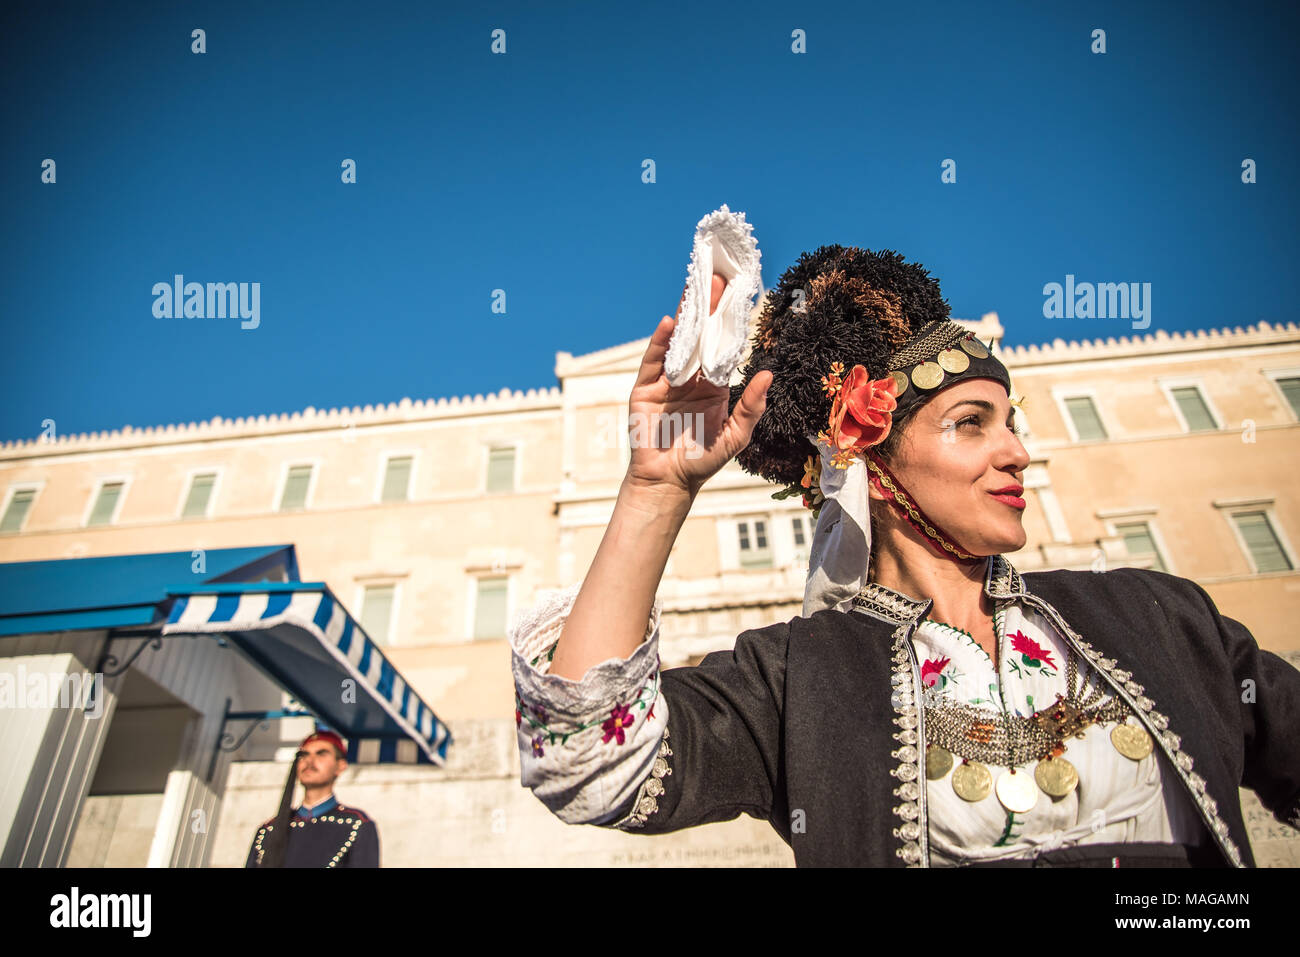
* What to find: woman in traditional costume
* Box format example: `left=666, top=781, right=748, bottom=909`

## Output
left=509, top=245, right=1300, bottom=866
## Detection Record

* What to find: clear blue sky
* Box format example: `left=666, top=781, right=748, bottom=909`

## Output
left=3, top=1, right=1296, bottom=442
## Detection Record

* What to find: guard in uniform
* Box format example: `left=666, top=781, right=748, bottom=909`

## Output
left=246, top=730, right=380, bottom=868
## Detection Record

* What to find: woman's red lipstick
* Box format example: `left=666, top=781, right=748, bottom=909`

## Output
left=988, top=485, right=1025, bottom=510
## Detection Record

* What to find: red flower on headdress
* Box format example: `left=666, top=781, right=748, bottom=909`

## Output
left=828, top=365, right=899, bottom=452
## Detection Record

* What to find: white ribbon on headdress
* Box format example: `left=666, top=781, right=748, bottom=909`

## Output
left=802, top=434, right=873, bottom=617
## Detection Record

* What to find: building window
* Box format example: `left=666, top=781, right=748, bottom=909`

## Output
left=359, top=584, right=396, bottom=644
left=1274, top=376, right=1300, bottom=419
left=474, top=576, right=509, bottom=638
left=792, top=514, right=813, bottom=567
left=1114, top=521, right=1167, bottom=573
left=182, top=473, right=217, bottom=518
left=1063, top=396, right=1108, bottom=442
left=1231, top=511, right=1293, bottom=573
left=279, top=465, right=313, bottom=511
left=792, top=514, right=808, bottom=547
left=486, top=447, right=516, bottom=494
left=381, top=456, right=413, bottom=503
left=738, top=519, right=772, bottom=568
left=87, top=481, right=125, bottom=527
left=1, top=488, right=36, bottom=533
left=1169, top=385, right=1218, bottom=432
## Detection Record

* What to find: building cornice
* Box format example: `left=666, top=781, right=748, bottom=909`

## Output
left=1002, top=320, right=1299, bottom=367
left=7, top=318, right=1294, bottom=458
left=0, top=388, right=561, bottom=457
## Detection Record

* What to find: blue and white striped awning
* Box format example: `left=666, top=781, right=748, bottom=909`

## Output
left=163, top=582, right=450, bottom=766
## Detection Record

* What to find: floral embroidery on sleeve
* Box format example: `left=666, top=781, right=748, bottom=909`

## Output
left=515, top=672, right=659, bottom=747
left=602, top=704, right=636, bottom=744
left=529, top=643, right=558, bottom=668
left=510, top=582, right=669, bottom=826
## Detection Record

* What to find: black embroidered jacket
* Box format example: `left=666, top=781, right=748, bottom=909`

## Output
left=245, top=804, right=380, bottom=868
left=601, top=556, right=1300, bottom=867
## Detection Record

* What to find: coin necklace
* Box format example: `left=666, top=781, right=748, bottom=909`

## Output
left=927, top=629, right=993, bottom=801
left=1111, top=722, right=1154, bottom=760
left=924, top=644, right=1147, bottom=807
left=1031, top=647, right=1104, bottom=799
left=995, top=707, right=1039, bottom=813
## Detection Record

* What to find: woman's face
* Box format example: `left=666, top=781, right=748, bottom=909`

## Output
left=872, top=378, right=1030, bottom=556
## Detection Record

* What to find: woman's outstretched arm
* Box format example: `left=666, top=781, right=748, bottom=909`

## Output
left=549, top=279, right=772, bottom=681
left=510, top=276, right=776, bottom=828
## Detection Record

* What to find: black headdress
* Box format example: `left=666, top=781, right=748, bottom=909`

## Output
left=729, top=244, right=1010, bottom=487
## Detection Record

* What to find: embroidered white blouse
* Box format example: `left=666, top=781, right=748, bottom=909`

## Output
left=913, top=603, right=1206, bottom=864
left=509, top=583, right=1209, bottom=863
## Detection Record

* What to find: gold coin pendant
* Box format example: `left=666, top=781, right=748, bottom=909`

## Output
left=926, top=745, right=954, bottom=780
left=890, top=370, right=910, bottom=396
left=1111, top=723, right=1153, bottom=760
left=959, top=336, right=989, bottom=358
left=951, top=760, right=992, bottom=802
left=1034, top=756, right=1079, bottom=798
left=995, top=767, right=1039, bottom=813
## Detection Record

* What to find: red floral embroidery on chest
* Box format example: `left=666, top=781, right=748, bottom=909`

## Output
left=1008, top=630, right=1058, bottom=672
left=921, top=656, right=952, bottom=687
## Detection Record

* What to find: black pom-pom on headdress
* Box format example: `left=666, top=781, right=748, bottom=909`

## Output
left=728, top=245, right=951, bottom=487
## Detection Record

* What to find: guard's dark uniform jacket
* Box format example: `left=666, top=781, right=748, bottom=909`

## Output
left=601, top=555, right=1300, bottom=866
left=245, top=802, right=379, bottom=868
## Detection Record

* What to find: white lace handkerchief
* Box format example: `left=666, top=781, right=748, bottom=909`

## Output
left=664, top=204, right=762, bottom=387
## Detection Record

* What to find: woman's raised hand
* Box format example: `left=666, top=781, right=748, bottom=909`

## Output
left=624, top=275, right=773, bottom=500
left=549, top=275, right=768, bottom=682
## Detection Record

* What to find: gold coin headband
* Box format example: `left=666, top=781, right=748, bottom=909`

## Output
left=886, top=321, right=1009, bottom=420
